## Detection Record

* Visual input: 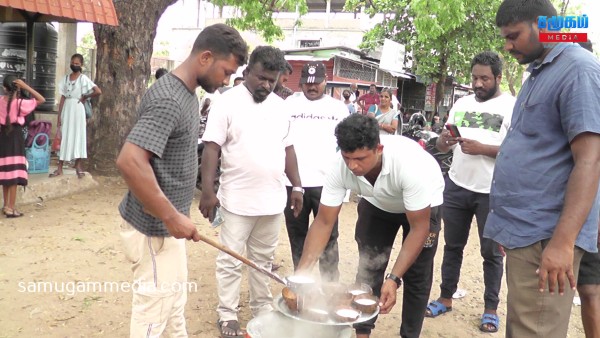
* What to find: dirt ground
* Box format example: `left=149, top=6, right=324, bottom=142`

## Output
left=0, top=176, right=587, bottom=337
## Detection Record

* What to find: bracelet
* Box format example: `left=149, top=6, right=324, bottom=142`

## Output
left=292, top=187, right=305, bottom=194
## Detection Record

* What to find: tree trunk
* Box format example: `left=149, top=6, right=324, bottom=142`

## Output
left=87, top=0, right=178, bottom=175
left=434, top=54, right=448, bottom=116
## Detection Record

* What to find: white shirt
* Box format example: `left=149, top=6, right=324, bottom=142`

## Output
left=321, top=135, right=444, bottom=213
left=286, top=94, right=349, bottom=187
left=202, top=85, right=292, bottom=216
left=447, top=93, right=515, bottom=193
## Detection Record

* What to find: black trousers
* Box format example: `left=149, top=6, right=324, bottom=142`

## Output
left=440, top=177, right=503, bottom=310
left=353, top=199, right=440, bottom=338
left=284, top=186, right=340, bottom=282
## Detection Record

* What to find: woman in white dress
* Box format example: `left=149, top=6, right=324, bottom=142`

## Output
left=49, top=53, right=101, bottom=178
left=367, top=88, right=400, bottom=135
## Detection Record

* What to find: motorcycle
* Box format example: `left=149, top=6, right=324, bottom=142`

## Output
left=402, top=113, right=453, bottom=175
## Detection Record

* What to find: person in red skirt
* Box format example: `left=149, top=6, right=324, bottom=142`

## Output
left=0, top=75, right=45, bottom=217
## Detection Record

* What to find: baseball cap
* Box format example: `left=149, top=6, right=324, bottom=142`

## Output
left=300, top=61, right=326, bottom=84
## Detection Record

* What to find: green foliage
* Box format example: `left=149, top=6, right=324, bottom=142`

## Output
left=154, top=40, right=170, bottom=58
left=346, top=0, right=530, bottom=105
left=212, top=0, right=309, bottom=42
left=76, top=32, right=96, bottom=56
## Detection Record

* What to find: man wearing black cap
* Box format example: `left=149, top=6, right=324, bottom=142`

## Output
left=284, top=61, right=349, bottom=282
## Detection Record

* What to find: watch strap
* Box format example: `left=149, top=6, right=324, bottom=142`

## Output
left=291, top=187, right=305, bottom=194
left=386, top=273, right=402, bottom=288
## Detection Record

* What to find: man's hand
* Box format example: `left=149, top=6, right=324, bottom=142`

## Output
left=290, top=191, right=303, bottom=217
left=164, top=212, right=201, bottom=241
left=378, top=279, right=398, bottom=314
left=537, top=241, right=576, bottom=295
left=199, top=192, right=220, bottom=222
left=437, top=130, right=460, bottom=149
left=457, top=138, right=485, bottom=155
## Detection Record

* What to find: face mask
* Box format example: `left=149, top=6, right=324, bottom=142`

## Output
left=70, top=65, right=82, bottom=73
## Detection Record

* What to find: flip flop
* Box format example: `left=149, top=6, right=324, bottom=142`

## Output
left=425, top=300, right=452, bottom=318
left=480, top=313, right=500, bottom=333
left=5, top=208, right=24, bottom=218
left=76, top=170, right=86, bottom=179
left=49, top=170, right=62, bottom=178
left=217, top=319, right=245, bottom=338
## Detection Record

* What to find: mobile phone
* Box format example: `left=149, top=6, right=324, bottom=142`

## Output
left=445, top=123, right=461, bottom=138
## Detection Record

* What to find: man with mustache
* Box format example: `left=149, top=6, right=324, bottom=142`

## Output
left=427, top=51, right=515, bottom=333
left=116, top=24, right=248, bottom=337
left=199, top=46, right=303, bottom=338
left=484, top=1, right=600, bottom=337
left=357, top=84, right=380, bottom=115
left=283, top=61, right=349, bottom=282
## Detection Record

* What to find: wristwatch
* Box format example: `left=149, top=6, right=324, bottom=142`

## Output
left=292, top=187, right=305, bottom=194
left=385, top=273, right=402, bottom=288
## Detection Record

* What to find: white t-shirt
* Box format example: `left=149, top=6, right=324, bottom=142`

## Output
left=286, top=94, right=349, bottom=187
left=202, top=85, right=292, bottom=216
left=320, top=135, right=444, bottom=213
left=447, top=93, right=515, bottom=193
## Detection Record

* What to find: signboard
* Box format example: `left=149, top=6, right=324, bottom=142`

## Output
left=379, top=39, right=406, bottom=73
left=424, top=83, right=436, bottom=111
left=537, top=15, right=588, bottom=43
left=300, top=40, right=321, bottom=48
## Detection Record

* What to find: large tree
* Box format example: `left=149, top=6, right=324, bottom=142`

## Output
left=88, top=0, right=178, bottom=175
left=88, top=0, right=307, bottom=175
left=347, top=0, right=512, bottom=109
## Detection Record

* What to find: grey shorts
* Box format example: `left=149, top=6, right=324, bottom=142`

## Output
left=578, top=250, right=600, bottom=286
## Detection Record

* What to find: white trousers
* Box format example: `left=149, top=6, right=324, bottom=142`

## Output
left=216, top=208, right=283, bottom=321
left=120, top=221, right=188, bottom=338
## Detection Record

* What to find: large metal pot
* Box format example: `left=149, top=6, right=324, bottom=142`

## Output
left=246, top=311, right=352, bottom=338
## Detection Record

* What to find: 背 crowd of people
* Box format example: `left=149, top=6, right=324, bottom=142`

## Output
left=0, top=52, right=102, bottom=217
left=113, top=1, right=600, bottom=338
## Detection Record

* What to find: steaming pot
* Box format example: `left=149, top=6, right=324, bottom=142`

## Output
left=246, top=311, right=352, bottom=338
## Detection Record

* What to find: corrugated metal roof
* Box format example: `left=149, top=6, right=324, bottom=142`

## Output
left=0, top=0, right=118, bottom=26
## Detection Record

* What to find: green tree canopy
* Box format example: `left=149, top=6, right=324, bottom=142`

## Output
left=346, top=0, right=524, bottom=109
left=212, top=0, right=309, bottom=42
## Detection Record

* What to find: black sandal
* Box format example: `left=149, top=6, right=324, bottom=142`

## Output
left=217, top=319, right=245, bottom=338
left=49, top=170, right=62, bottom=178
left=4, top=208, right=24, bottom=218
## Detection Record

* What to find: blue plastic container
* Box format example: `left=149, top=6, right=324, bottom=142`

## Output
left=25, top=133, right=50, bottom=174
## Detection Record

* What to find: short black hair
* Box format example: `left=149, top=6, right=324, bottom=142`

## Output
left=155, top=68, right=168, bottom=80
left=380, top=87, right=394, bottom=98
left=192, top=23, right=248, bottom=66
left=335, top=114, right=380, bottom=152
left=234, top=76, right=244, bottom=82
left=471, top=51, right=503, bottom=78
left=496, top=0, right=557, bottom=27
left=71, top=53, right=84, bottom=64
left=578, top=40, right=593, bottom=53
left=247, top=46, right=287, bottom=73
left=369, top=83, right=377, bottom=88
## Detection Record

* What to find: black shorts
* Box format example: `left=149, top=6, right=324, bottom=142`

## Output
left=578, top=250, right=600, bottom=286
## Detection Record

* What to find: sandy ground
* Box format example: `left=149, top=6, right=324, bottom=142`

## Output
left=0, top=176, right=587, bottom=337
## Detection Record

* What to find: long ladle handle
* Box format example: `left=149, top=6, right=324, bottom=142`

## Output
left=197, top=232, right=287, bottom=285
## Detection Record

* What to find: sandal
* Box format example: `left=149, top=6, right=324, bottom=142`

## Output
left=49, top=170, right=62, bottom=178
left=76, top=169, right=86, bottom=179
left=5, top=208, right=24, bottom=218
left=425, top=300, right=452, bottom=318
left=217, top=319, right=245, bottom=338
left=480, top=313, right=500, bottom=333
